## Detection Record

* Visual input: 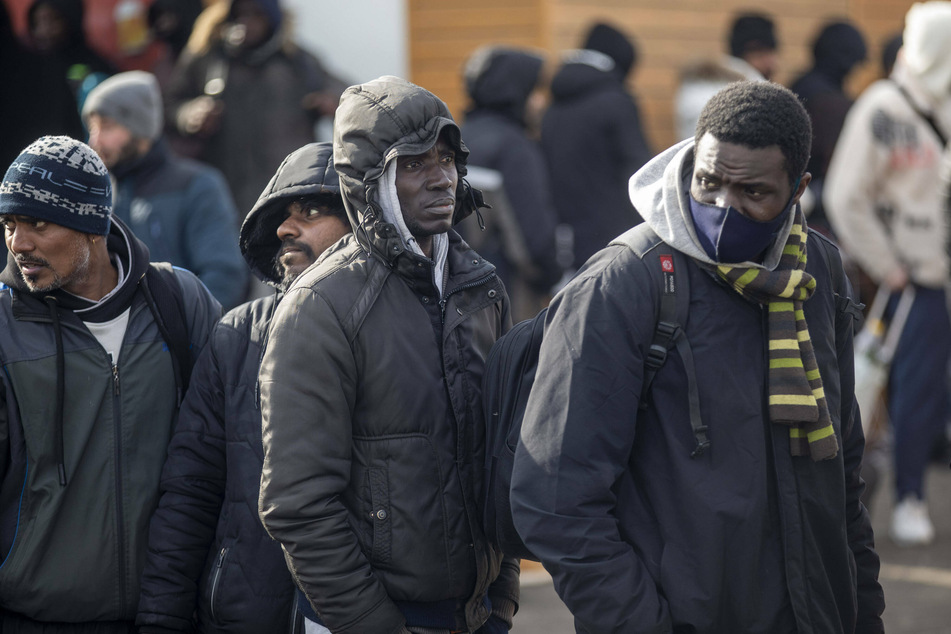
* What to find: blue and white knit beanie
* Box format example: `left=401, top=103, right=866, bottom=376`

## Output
left=0, top=136, right=112, bottom=235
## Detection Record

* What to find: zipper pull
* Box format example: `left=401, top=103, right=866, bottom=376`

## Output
left=439, top=297, right=448, bottom=325
left=112, top=364, right=120, bottom=396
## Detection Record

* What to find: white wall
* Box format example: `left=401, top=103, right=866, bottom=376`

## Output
left=282, top=0, right=408, bottom=86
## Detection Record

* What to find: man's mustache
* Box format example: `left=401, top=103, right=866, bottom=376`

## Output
left=279, top=240, right=315, bottom=260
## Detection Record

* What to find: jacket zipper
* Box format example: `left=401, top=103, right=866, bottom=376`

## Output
left=111, top=359, right=127, bottom=612
left=210, top=546, right=230, bottom=622
left=438, top=273, right=497, bottom=325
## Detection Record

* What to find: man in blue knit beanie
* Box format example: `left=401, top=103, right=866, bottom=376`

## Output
left=0, top=135, right=222, bottom=632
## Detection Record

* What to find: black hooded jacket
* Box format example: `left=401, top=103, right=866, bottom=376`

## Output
left=541, top=49, right=652, bottom=268
left=460, top=48, right=562, bottom=294
left=0, top=218, right=220, bottom=625
left=136, top=143, right=343, bottom=634
left=258, top=76, right=518, bottom=634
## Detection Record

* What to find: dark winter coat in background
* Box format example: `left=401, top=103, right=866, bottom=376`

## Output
left=258, top=76, right=518, bottom=634
left=460, top=48, right=562, bottom=296
left=110, top=140, right=248, bottom=310
left=136, top=144, right=343, bottom=634
left=0, top=218, right=220, bottom=627
left=165, top=0, right=346, bottom=214
left=541, top=50, right=652, bottom=269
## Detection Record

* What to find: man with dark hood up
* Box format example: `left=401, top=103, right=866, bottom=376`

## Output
left=258, top=76, right=519, bottom=634
left=542, top=21, right=652, bottom=271
left=460, top=46, right=562, bottom=320
left=511, top=82, right=884, bottom=633
left=791, top=20, right=868, bottom=235
left=165, top=0, right=348, bottom=214
left=83, top=70, right=249, bottom=310
left=136, top=142, right=350, bottom=634
left=0, top=136, right=220, bottom=632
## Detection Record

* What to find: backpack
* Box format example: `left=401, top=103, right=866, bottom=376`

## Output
left=140, top=262, right=196, bottom=406
left=481, top=225, right=709, bottom=561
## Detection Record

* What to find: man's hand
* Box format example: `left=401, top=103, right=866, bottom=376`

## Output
left=180, top=96, right=224, bottom=137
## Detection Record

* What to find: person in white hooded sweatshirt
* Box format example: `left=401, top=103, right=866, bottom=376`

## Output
left=825, top=1, right=951, bottom=547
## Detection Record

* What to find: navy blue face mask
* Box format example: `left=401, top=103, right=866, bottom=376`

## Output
left=689, top=179, right=800, bottom=263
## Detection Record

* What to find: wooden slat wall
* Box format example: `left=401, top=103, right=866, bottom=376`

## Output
left=409, top=0, right=916, bottom=150
left=407, top=0, right=548, bottom=121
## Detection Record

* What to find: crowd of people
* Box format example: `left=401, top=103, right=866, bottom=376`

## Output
left=0, top=0, right=950, bottom=632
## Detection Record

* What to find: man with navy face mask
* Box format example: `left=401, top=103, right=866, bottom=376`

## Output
left=511, top=81, right=884, bottom=633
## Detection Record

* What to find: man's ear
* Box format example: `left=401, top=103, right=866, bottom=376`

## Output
left=792, top=172, right=812, bottom=204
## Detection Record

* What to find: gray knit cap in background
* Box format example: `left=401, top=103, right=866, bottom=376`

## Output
left=82, top=71, right=164, bottom=141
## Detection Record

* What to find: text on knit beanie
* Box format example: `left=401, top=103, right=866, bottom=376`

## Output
left=0, top=136, right=112, bottom=235
left=82, top=71, right=163, bottom=141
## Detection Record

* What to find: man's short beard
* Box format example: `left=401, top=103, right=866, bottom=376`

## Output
left=20, top=241, right=92, bottom=293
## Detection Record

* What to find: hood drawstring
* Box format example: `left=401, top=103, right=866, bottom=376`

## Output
left=44, top=296, right=68, bottom=487
left=463, top=178, right=487, bottom=231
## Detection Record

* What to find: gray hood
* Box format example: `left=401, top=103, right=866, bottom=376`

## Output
left=628, top=139, right=795, bottom=269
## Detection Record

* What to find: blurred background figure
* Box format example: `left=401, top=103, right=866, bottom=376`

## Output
left=165, top=0, right=348, bottom=215
left=84, top=70, right=249, bottom=310
left=675, top=11, right=777, bottom=140
left=25, top=0, right=116, bottom=117
left=542, top=21, right=652, bottom=272
left=0, top=0, right=83, bottom=167
left=459, top=46, right=562, bottom=320
left=790, top=20, right=867, bottom=238
left=146, top=0, right=204, bottom=92
left=824, top=0, right=951, bottom=549
left=881, top=31, right=903, bottom=78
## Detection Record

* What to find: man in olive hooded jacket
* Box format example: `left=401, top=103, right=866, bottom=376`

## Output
left=258, top=76, right=518, bottom=634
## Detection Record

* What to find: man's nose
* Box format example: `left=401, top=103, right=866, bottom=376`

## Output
left=277, top=216, right=299, bottom=240
left=7, top=227, right=32, bottom=253
left=428, top=164, right=454, bottom=189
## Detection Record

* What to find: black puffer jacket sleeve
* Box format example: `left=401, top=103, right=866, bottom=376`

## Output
left=137, top=320, right=229, bottom=632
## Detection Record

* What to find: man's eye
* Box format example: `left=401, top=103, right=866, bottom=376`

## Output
left=34, top=220, right=47, bottom=229
left=441, top=154, right=455, bottom=164
left=700, top=178, right=717, bottom=189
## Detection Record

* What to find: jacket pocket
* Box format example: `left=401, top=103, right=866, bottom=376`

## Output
left=208, top=545, right=231, bottom=623
left=368, top=467, right=391, bottom=564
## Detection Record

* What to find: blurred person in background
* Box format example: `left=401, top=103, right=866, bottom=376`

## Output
left=146, top=0, right=205, bottom=92
left=542, top=21, right=652, bottom=271
left=0, top=0, right=83, bottom=168
left=675, top=11, right=777, bottom=140
left=165, top=0, right=348, bottom=215
left=824, top=0, right=951, bottom=548
left=460, top=46, right=562, bottom=320
left=26, top=0, right=116, bottom=116
left=84, top=71, right=249, bottom=310
left=790, top=20, right=868, bottom=237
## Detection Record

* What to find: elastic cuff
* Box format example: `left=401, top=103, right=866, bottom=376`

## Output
left=489, top=596, right=517, bottom=629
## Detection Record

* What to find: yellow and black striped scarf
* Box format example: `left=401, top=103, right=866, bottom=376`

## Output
left=715, top=209, right=838, bottom=461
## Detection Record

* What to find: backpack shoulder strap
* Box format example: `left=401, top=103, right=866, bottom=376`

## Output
left=141, top=263, right=193, bottom=405
left=610, top=225, right=710, bottom=457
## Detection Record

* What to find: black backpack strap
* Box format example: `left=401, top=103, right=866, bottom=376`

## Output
left=140, top=263, right=193, bottom=405
left=611, top=225, right=710, bottom=458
